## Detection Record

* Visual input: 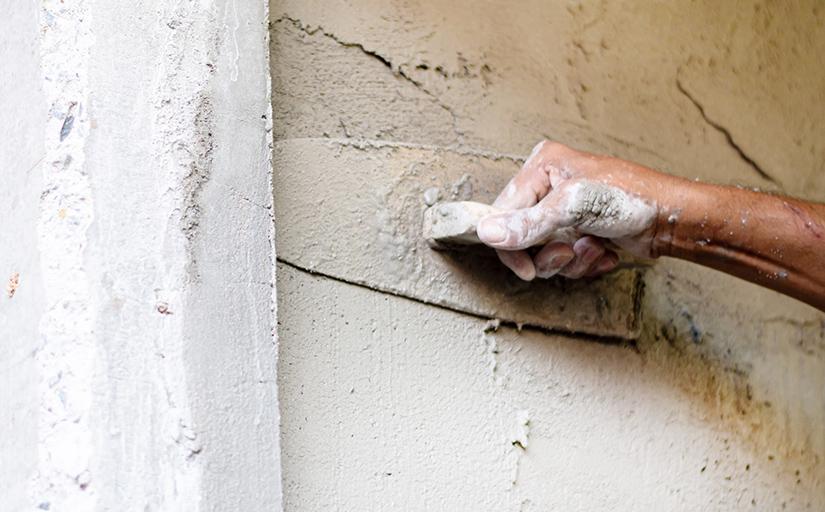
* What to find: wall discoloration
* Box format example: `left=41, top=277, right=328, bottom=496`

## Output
left=272, top=0, right=825, bottom=509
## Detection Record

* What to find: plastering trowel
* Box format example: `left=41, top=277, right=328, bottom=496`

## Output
left=273, top=138, right=643, bottom=339
left=422, top=201, right=502, bottom=248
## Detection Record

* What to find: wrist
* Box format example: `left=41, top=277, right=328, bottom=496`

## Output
left=649, top=175, right=704, bottom=258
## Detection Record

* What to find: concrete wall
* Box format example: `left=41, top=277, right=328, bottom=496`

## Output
left=271, top=1, right=825, bottom=510
left=1, top=1, right=280, bottom=510
left=1, top=0, right=47, bottom=507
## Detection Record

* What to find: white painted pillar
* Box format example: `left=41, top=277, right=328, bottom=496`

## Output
left=0, top=1, right=280, bottom=510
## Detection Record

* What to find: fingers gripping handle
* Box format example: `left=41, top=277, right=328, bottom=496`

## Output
left=423, top=201, right=576, bottom=249
left=423, top=201, right=500, bottom=248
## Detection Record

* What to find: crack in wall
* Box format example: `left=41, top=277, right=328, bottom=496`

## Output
left=276, top=255, right=493, bottom=321
left=275, top=256, right=628, bottom=344
left=676, top=78, right=779, bottom=186
left=272, top=15, right=464, bottom=143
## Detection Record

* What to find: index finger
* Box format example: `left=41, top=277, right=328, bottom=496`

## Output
left=493, top=140, right=553, bottom=210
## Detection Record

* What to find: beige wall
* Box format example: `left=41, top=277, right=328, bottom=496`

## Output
left=271, top=1, right=825, bottom=509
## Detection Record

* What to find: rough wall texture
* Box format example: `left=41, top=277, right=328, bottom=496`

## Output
left=1, top=1, right=280, bottom=510
left=271, top=1, right=825, bottom=510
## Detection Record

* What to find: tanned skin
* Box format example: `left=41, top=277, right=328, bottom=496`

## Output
left=477, top=140, right=825, bottom=312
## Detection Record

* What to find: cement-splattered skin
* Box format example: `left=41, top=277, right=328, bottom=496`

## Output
left=481, top=139, right=825, bottom=311
left=478, top=141, right=663, bottom=280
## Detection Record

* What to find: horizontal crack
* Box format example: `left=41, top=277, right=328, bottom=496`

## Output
left=676, top=78, right=779, bottom=186
left=276, top=256, right=495, bottom=320
left=275, top=256, right=629, bottom=345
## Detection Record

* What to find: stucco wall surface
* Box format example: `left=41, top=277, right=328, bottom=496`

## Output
left=2, top=0, right=280, bottom=510
left=271, top=1, right=825, bottom=510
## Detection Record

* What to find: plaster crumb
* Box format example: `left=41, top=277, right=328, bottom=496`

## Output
left=450, top=173, right=473, bottom=200
left=6, top=272, right=19, bottom=298
left=511, top=409, right=531, bottom=450
left=422, top=186, right=440, bottom=206
left=75, top=469, right=91, bottom=490
left=483, top=318, right=501, bottom=332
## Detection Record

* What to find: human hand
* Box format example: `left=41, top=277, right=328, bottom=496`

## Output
left=477, top=141, right=666, bottom=281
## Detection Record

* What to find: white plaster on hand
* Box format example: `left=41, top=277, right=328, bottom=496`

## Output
left=479, top=180, right=657, bottom=253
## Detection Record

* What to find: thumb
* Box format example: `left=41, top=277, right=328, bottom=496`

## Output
left=477, top=203, right=564, bottom=250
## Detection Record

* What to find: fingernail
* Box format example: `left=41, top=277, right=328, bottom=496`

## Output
left=593, top=256, right=617, bottom=274
left=536, top=253, right=572, bottom=278
left=536, top=266, right=561, bottom=279
left=478, top=218, right=507, bottom=244
left=514, top=263, right=536, bottom=281
left=561, top=255, right=590, bottom=279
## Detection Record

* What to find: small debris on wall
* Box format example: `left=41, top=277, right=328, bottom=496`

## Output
left=6, top=272, right=19, bottom=298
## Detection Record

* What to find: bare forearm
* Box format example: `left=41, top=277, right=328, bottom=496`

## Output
left=653, top=180, right=825, bottom=310
left=478, top=140, right=825, bottom=310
